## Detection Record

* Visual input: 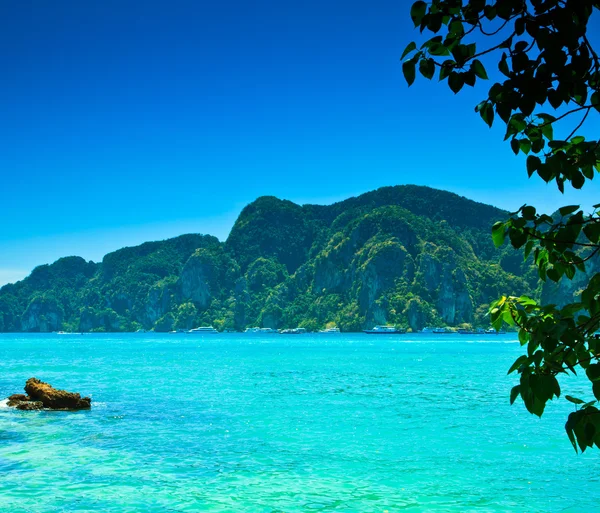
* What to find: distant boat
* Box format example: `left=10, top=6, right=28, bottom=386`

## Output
left=188, top=326, right=218, bottom=334
left=363, top=325, right=406, bottom=334
left=279, top=328, right=307, bottom=334
left=484, top=328, right=497, bottom=335
left=319, top=327, right=341, bottom=333
left=244, top=327, right=278, bottom=334
left=168, top=329, right=187, bottom=334
left=421, top=327, right=434, bottom=333
left=433, top=327, right=450, bottom=334
left=457, top=328, right=475, bottom=335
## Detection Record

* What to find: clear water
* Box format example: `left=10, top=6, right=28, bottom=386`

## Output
left=0, top=333, right=597, bottom=512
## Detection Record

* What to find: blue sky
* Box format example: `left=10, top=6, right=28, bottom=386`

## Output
left=1, top=0, right=599, bottom=285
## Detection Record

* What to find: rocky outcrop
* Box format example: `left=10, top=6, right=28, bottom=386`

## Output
left=180, top=248, right=240, bottom=309
left=6, top=378, right=91, bottom=411
left=140, top=282, right=172, bottom=325
left=403, top=298, right=429, bottom=331
left=78, top=307, right=123, bottom=332
left=417, top=248, right=473, bottom=325
left=20, top=296, right=63, bottom=332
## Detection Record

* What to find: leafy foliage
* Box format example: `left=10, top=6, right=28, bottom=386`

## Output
left=403, top=0, right=600, bottom=451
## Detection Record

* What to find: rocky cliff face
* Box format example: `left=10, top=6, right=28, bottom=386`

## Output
left=21, top=297, right=63, bottom=332
left=180, top=247, right=240, bottom=309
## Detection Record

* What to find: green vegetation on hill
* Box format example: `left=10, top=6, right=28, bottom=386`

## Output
left=0, top=186, right=538, bottom=332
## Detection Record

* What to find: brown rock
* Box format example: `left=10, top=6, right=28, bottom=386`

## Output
left=23, top=378, right=91, bottom=410
left=7, top=394, right=31, bottom=406
left=15, top=401, right=43, bottom=411
left=8, top=394, right=29, bottom=401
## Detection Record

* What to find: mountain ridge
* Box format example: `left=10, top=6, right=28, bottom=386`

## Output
left=0, top=185, right=536, bottom=333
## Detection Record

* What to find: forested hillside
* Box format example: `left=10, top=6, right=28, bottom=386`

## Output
left=0, top=186, right=539, bottom=332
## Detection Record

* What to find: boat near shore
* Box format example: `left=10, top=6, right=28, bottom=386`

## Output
left=363, top=325, right=406, bottom=334
left=244, top=327, right=278, bottom=334
left=319, top=327, right=341, bottom=333
left=421, top=327, right=450, bottom=334
left=279, top=328, right=307, bottom=335
left=188, top=326, right=218, bottom=334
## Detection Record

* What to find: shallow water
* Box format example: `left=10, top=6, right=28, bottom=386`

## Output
left=0, top=333, right=597, bottom=512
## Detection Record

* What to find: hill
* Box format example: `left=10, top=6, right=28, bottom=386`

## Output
left=0, top=186, right=538, bottom=332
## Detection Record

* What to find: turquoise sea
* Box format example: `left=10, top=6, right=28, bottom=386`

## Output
left=0, top=333, right=597, bottom=512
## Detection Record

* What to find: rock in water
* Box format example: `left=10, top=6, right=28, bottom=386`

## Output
left=4, top=378, right=91, bottom=411
left=15, top=401, right=44, bottom=411
left=7, top=394, right=29, bottom=404
left=6, top=394, right=43, bottom=410
left=24, top=378, right=91, bottom=410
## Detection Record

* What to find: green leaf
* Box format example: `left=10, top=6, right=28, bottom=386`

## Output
left=491, top=222, right=506, bottom=247
left=594, top=382, right=600, bottom=401
left=511, top=138, right=520, bottom=155
left=471, top=59, right=488, bottom=80
left=526, top=155, right=541, bottom=177
left=419, top=58, right=435, bottom=80
left=572, top=170, right=585, bottom=189
left=571, top=136, right=585, bottom=145
left=592, top=92, right=600, bottom=113
left=402, top=59, right=416, bottom=86
left=522, top=206, right=536, bottom=220
left=565, top=395, right=585, bottom=405
left=566, top=412, right=579, bottom=452
left=583, top=222, right=600, bottom=243
left=510, top=385, right=521, bottom=405
left=439, top=61, right=454, bottom=80
left=589, top=364, right=600, bottom=382
left=481, top=103, right=494, bottom=127
left=498, top=54, right=510, bottom=77
left=429, top=42, right=450, bottom=57
left=448, top=72, right=464, bottom=94
left=448, top=19, right=464, bottom=36
left=410, top=1, right=427, bottom=27
left=559, top=205, right=580, bottom=216
left=541, top=123, right=553, bottom=141
left=520, top=139, right=532, bottom=154
left=401, top=41, right=417, bottom=60
left=508, top=355, right=528, bottom=374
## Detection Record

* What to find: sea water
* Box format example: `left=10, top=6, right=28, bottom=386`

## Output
left=0, top=333, right=597, bottom=512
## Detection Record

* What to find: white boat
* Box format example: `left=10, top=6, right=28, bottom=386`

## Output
left=363, top=325, right=405, bottom=334
left=279, top=328, right=307, bottom=334
left=421, top=327, right=434, bottom=333
left=484, top=328, right=498, bottom=335
left=188, top=326, right=218, bottom=334
left=319, top=327, right=341, bottom=333
left=433, top=327, right=449, bottom=334
left=244, top=327, right=278, bottom=334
